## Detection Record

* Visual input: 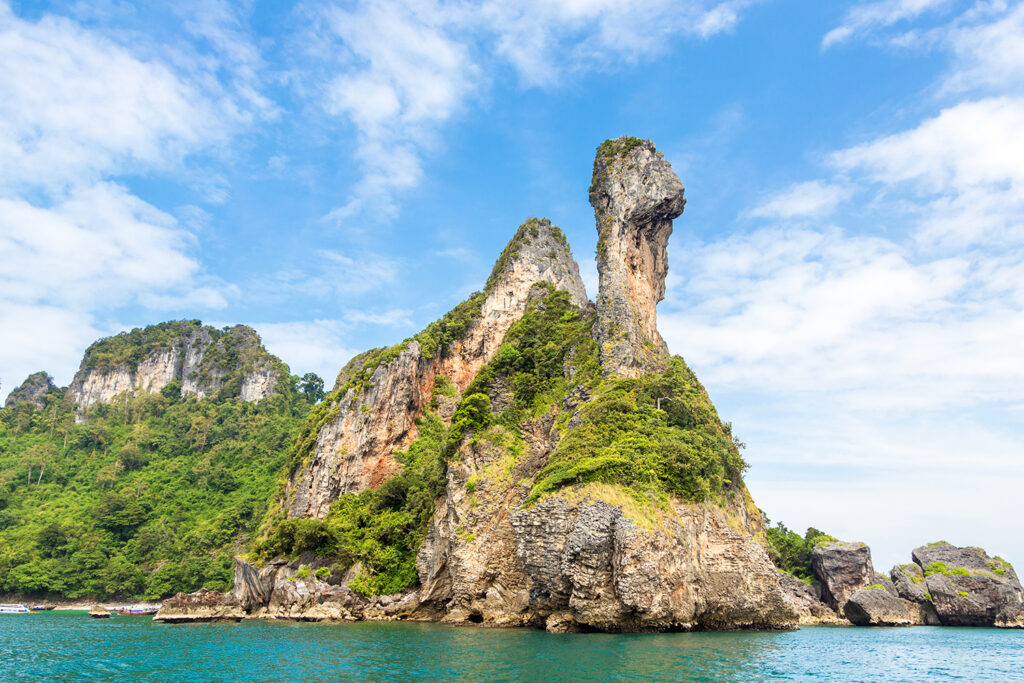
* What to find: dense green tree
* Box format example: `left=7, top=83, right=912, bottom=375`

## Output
left=0, top=389, right=306, bottom=600
left=299, top=373, right=326, bottom=404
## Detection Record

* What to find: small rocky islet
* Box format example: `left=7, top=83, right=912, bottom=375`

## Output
left=3, top=138, right=1020, bottom=632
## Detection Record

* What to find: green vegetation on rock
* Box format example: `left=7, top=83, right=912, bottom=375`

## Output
left=258, top=285, right=763, bottom=597
left=81, top=320, right=204, bottom=373
left=527, top=361, right=746, bottom=505
left=596, top=137, right=645, bottom=164
left=763, top=519, right=837, bottom=582
left=255, top=410, right=447, bottom=596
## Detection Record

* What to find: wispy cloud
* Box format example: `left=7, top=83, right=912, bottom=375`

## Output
left=0, top=1, right=268, bottom=396
left=249, top=308, right=415, bottom=382
left=748, top=181, right=852, bottom=220
left=307, top=0, right=759, bottom=225
left=822, top=0, right=954, bottom=48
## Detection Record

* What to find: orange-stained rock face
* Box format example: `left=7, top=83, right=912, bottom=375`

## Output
left=285, top=219, right=589, bottom=519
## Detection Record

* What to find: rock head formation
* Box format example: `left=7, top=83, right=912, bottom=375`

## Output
left=590, top=137, right=685, bottom=378
left=156, top=138, right=805, bottom=632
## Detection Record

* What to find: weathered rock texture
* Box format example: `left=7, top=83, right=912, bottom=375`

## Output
left=910, top=543, right=1023, bottom=627
left=154, top=588, right=245, bottom=623
left=414, top=411, right=797, bottom=632
left=70, top=322, right=284, bottom=420
left=775, top=572, right=847, bottom=626
left=890, top=563, right=941, bottom=625
left=812, top=541, right=874, bottom=614
left=156, top=558, right=422, bottom=624
left=590, top=138, right=685, bottom=378
left=4, top=372, right=56, bottom=409
left=844, top=588, right=924, bottom=627
left=285, top=219, right=589, bottom=518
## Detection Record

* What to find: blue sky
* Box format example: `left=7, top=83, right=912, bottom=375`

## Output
left=1, top=0, right=1022, bottom=569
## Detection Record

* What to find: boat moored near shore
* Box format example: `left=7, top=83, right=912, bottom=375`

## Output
left=0, top=604, right=30, bottom=614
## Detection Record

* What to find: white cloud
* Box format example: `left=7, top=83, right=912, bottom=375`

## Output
left=0, top=6, right=229, bottom=192
left=263, top=249, right=402, bottom=302
left=483, top=0, right=754, bottom=87
left=748, top=181, right=852, bottom=220
left=661, top=226, right=1023, bottom=411
left=310, top=0, right=758, bottom=224
left=0, top=184, right=196, bottom=307
left=833, top=96, right=1024, bottom=247
left=822, top=0, right=953, bottom=48
left=250, top=319, right=360, bottom=384
left=945, top=3, right=1024, bottom=92
left=0, top=3, right=266, bottom=401
left=0, top=302, right=101, bottom=398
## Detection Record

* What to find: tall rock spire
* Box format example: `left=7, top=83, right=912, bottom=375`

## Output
left=589, top=137, right=685, bottom=377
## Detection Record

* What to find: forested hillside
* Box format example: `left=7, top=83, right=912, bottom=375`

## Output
left=0, top=379, right=318, bottom=600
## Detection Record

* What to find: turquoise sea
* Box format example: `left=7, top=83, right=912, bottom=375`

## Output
left=0, top=612, right=1021, bottom=681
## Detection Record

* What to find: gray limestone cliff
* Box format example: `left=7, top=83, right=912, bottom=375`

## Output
left=284, top=219, right=590, bottom=518
left=812, top=541, right=874, bottom=614
left=4, top=371, right=57, bottom=409
left=69, top=321, right=285, bottom=420
left=907, top=542, right=1023, bottom=627
left=590, top=137, right=685, bottom=378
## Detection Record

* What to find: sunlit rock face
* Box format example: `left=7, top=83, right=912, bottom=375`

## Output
left=285, top=219, right=589, bottom=519
left=69, top=322, right=283, bottom=421
left=589, top=137, right=685, bottom=378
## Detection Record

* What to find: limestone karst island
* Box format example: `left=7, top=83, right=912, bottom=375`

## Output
left=4, top=1, right=1022, bottom=678
left=2, top=139, right=1021, bottom=639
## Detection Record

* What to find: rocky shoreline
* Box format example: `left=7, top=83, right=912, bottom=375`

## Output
left=155, top=540, right=1023, bottom=632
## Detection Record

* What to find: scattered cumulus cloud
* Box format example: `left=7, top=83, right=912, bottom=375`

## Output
left=748, top=181, right=852, bottom=220
left=832, top=96, right=1024, bottom=248
left=0, top=1, right=267, bottom=397
left=249, top=308, right=415, bottom=383
left=309, top=0, right=758, bottom=224
left=249, top=319, right=360, bottom=383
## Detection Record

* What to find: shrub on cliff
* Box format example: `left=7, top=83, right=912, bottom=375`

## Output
left=764, top=519, right=837, bottom=582
left=255, top=410, right=447, bottom=596
left=527, top=356, right=747, bottom=505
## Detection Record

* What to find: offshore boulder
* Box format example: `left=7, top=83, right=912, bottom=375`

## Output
left=812, top=541, right=874, bottom=614
left=844, top=588, right=924, bottom=627
left=590, top=137, right=685, bottom=378
left=910, top=542, right=1023, bottom=627
left=285, top=218, right=589, bottom=518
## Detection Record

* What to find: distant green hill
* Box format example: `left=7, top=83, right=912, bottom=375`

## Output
left=0, top=325, right=320, bottom=601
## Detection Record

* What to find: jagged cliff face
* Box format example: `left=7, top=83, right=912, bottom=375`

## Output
left=4, top=371, right=57, bottom=409
left=590, top=137, right=685, bottom=378
left=69, top=322, right=284, bottom=420
left=285, top=219, right=589, bottom=519
left=416, top=417, right=793, bottom=631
